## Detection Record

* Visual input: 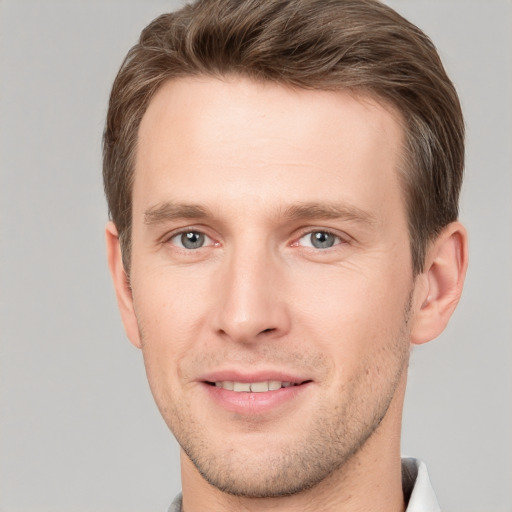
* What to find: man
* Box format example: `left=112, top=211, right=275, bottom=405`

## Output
left=103, top=0, right=468, bottom=510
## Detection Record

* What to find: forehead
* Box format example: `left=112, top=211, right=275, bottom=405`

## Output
left=134, top=76, right=405, bottom=223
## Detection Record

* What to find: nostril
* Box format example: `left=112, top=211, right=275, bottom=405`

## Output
left=260, top=328, right=276, bottom=335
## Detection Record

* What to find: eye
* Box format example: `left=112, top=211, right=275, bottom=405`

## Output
left=298, top=231, right=341, bottom=249
left=170, top=231, right=213, bottom=250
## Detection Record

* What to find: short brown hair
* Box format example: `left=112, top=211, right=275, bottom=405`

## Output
left=103, top=0, right=464, bottom=275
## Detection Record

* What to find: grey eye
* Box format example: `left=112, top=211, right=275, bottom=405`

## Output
left=172, top=231, right=208, bottom=249
left=299, top=231, right=339, bottom=249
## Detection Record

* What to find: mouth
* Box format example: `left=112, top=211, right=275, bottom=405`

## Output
left=200, top=374, right=313, bottom=415
left=206, top=380, right=310, bottom=392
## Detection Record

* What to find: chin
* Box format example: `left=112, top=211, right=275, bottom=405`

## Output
left=176, top=415, right=375, bottom=499
left=187, top=448, right=339, bottom=498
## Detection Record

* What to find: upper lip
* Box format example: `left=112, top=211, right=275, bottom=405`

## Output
left=198, top=370, right=311, bottom=384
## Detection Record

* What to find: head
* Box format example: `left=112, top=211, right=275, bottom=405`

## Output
left=104, top=0, right=467, bottom=504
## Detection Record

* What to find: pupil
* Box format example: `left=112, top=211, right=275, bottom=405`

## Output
left=182, top=232, right=204, bottom=249
left=312, top=231, right=334, bottom=249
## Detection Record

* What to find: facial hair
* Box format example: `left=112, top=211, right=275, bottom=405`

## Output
left=139, top=295, right=412, bottom=498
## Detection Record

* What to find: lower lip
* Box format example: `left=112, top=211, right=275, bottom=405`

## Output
left=201, top=382, right=312, bottom=415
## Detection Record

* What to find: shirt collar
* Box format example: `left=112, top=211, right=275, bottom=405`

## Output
left=402, top=457, right=441, bottom=512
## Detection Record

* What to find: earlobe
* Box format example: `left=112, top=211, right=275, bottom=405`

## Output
left=410, top=222, right=468, bottom=345
left=105, top=222, right=142, bottom=349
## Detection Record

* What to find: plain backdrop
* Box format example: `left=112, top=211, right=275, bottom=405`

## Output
left=0, top=1, right=511, bottom=511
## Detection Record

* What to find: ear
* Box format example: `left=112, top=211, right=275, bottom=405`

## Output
left=105, top=222, right=142, bottom=349
left=410, top=221, right=468, bottom=345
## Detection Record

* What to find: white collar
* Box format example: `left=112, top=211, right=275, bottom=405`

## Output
left=402, top=457, right=441, bottom=512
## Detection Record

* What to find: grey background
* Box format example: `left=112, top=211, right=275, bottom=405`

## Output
left=0, top=1, right=510, bottom=511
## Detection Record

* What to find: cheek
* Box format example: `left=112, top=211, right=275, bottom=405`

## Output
left=130, top=267, right=215, bottom=388
left=290, top=262, right=411, bottom=370
left=133, top=264, right=213, bottom=335
left=295, top=262, right=406, bottom=323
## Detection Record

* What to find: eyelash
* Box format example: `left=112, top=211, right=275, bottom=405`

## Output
left=292, top=229, right=346, bottom=250
left=164, top=228, right=347, bottom=252
left=166, top=229, right=217, bottom=250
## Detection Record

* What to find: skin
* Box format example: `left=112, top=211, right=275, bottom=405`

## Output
left=107, top=76, right=468, bottom=512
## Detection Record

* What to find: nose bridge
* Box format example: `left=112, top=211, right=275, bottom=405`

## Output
left=214, top=237, right=288, bottom=342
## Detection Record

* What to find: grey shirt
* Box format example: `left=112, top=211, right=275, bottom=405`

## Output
left=167, top=458, right=440, bottom=512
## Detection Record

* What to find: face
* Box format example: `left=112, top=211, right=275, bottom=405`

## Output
left=125, top=77, right=417, bottom=497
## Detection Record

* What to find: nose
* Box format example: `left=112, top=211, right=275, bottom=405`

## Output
left=212, top=244, right=291, bottom=344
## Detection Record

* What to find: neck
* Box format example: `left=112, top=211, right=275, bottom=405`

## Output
left=180, top=374, right=408, bottom=512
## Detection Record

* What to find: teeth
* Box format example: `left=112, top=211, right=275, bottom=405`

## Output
left=268, top=380, right=281, bottom=391
left=214, top=381, right=298, bottom=392
left=250, top=381, right=269, bottom=392
left=222, top=381, right=234, bottom=391
left=233, top=382, right=251, bottom=392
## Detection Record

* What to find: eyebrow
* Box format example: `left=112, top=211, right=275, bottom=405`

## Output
left=282, top=202, right=376, bottom=226
left=144, top=202, right=211, bottom=225
left=143, top=201, right=376, bottom=227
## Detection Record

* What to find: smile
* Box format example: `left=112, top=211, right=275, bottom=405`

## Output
left=203, top=378, right=312, bottom=415
left=212, top=380, right=299, bottom=392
